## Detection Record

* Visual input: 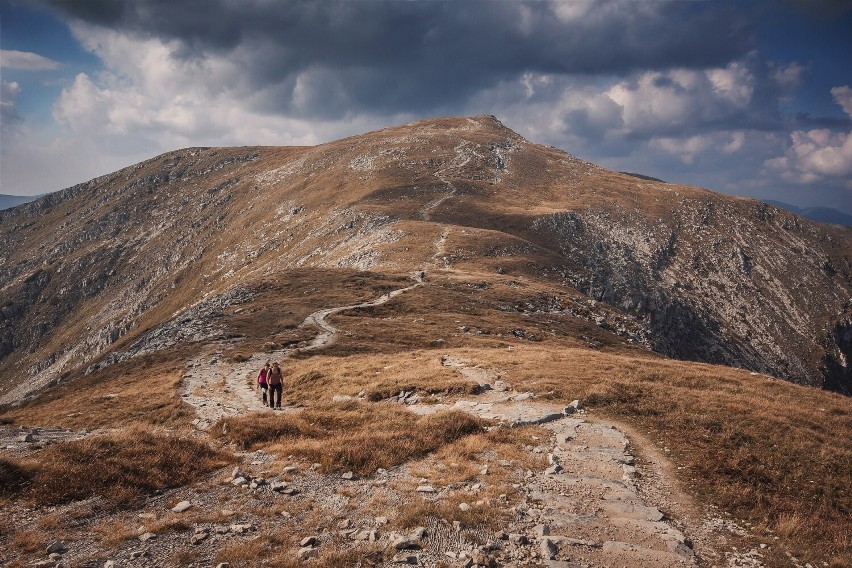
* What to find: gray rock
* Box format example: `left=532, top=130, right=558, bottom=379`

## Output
left=298, top=547, right=318, bottom=561
left=215, top=564, right=230, bottom=568
left=283, top=465, right=298, bottom=473
left=544, top=464, right=563, bottom=475
left=230, top=523, right=253, bottom=534
left=341, top=471, right=356, bottom=480
left=391, top=553, right=418, bottom=564
left=171, top=500, right=192, bottom=513
left=540, top=537, right=558, bottom=559
left=191, top=531, right=209, bottom=545
left=128, top=550, right=147, bottom=559
left=103, top=561, right=119, bottom=568
left=232, top=476, right=249, bottom=487
left=46, top=541, right=66, bottom=554
left=300, top=536, right=318, bottom=547
left=271, top=482, right=288, bottom=492
left=416, top=485, right=436, bottom=493
left=49, top=553, right=63, bottom=562
left=337, top=519, right=352, bottom=529
left=138, top=533, right=157, bottom=542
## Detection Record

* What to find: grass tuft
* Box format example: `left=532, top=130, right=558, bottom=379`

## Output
left=214, top=403, right=486, bottom=475
left=5, top=429, right=232, bottom=508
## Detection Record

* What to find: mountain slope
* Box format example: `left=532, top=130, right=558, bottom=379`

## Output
left=1, top=115, right=851, bottom=403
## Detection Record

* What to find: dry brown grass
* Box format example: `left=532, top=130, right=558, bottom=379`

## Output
left=214, top=401, right=485, bottom=475
left=0, top=353, right=192, bottom=430
left=8, top=529, right=45, bottom=554
left=4, top=429, right=232, bottom=508
left=89, top=518, right=138, bottom=548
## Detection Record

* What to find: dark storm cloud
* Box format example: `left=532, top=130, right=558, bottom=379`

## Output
left=44, top=0, right=756, bottom=119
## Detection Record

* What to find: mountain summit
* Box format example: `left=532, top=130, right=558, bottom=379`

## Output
left=1, top=115, right=850, bottom=403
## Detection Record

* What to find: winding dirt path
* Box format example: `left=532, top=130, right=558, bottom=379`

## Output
left=180, top=276, right=423, bottom=428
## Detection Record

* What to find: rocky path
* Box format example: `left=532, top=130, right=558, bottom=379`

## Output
left=412, top=388, right=697, bottom=567
left=180, top=275, right=423, bottom=428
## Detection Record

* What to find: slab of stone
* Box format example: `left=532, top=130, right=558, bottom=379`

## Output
left=171, top=500, right=192, bottom=513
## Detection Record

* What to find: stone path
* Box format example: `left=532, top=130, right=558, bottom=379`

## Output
left=410, top=356, right=699, bottom=568
left=180, top=275, right=423, bottom=428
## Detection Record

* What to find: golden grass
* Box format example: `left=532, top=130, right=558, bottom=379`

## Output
left=0, top=353, right=192, bottom=430
left=214, top=401, right=485, bottom=475
left=4, top=429, right=232, bottom=508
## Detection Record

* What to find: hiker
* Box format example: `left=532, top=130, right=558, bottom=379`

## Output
left=257, top=362, right=270, bottom=404
left=268, top=361, right=283, bottom=410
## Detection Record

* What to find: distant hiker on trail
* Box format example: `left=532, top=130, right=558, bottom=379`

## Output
left=268, top=361, right=283, bottom=410
left=257, top=362, right=270, bottom=405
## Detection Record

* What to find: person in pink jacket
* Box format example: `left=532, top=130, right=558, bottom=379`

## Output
left=257, top=362, right=270, bottom=404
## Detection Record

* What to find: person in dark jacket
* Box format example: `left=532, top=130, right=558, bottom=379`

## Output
left=268, top=361, right=283, bottom=410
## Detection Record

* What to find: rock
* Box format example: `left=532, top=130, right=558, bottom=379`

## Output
left=19, top=433, right=37, bottom=442
left=128, top=550, right=147, bottom=559
left=191, top=531, right=209, bottom=545
left=300, top=536, right=318, bottom=547
left=544, top=464, right=563, bottom=475
left=509, top=533, right=529, bottom=545
left=49, top=553, right=63, bottom=561
left=298, top=547, right=319, bottom=561
left=341, top=471, right=356, bottom=480
left=480, top=465, right=489, bottom=475
left=391, top=553, right=418, bottom=564
left=410, top=527, right=428, bottom=540
left=472, top=547, right=497, bottom=567
left=547, top=453, right=559, bottom=465
left=332, top=395, right=356, bottom=403
left=215, top=564, right=230, bottom=568
left=533, top=524, right=550, bottom=537
left=512, top=392, right=534, bottom=401
left=46, top=541, right=67, bottom=554
left=393, top=536, right=421, bottom=550
left=231, top=467, right=243, bottom=479
left=230, top=523, right=253, bottom=534
left=139, top=532, right=157, bottom=542
left=282, top=487, right=299, bottom=495
left=416, top=485, right=437, bottom=493
left=337, top=519, right=352, bottom=529
left=232, top=477, right=249, bottom=487
left=171, top=500, right=192, bottom=513
left=283, top=465, right=298, bottom=473
left=540, top=537, right=558, bottom=559
left=375, top=516, right=388, bottom=525
left=272, top=482, right=288, bottom=492
left=458, top=503, right=471, bottom=512
left=353, top=530, right=378, bottom=542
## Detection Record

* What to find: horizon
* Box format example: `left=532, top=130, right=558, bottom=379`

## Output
left=1, top=1, right=851, bottom=214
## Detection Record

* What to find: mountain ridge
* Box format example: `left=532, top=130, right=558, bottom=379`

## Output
left=1, top=115, right=850, bottom=404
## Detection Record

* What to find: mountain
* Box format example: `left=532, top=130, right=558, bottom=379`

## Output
left=1, top=115, right=851, bottom=405
left=764, top=199, right=852, bottom=227
left=0, top=194, right=38, bottom=210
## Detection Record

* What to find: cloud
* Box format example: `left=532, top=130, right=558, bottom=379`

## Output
left=1, top=80, right=23, bottom=149
left=0, top=49, right=60, bottom=70
left=44, top=0, right=754, bottom=119
left=765, top=86, right=852, bottom=185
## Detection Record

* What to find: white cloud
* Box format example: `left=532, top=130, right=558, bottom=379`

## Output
left=604, top=62, right=755, bottom=137
left=831, top=85, right=852, bottom=116
left=0, top=50, right=60, bottom=71
left=765, top=86, right=852, bottom=186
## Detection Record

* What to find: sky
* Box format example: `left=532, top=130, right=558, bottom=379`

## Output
left=1, top=0, right=851, bottom=214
